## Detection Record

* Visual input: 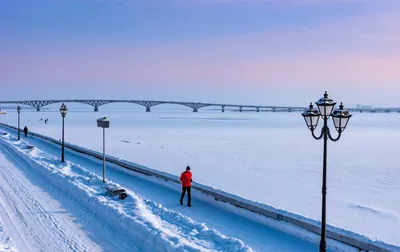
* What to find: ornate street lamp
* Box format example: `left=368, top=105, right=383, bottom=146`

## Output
left=302, top=91, right=352, bottom=252
left=17, top=105, right=21, bottom=140
left=60, top=103, right=68, bottom=162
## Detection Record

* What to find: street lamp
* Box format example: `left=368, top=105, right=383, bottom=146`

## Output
left=302, top=91, right=352, bottom=252
left=17, top=105, right=21, bottom=140
left=60, top=103, right=68, bottom=162
left=97, top=117, right=110, bottom=183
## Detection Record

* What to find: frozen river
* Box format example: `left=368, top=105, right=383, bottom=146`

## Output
left=1, top=107, right=399, bottom=247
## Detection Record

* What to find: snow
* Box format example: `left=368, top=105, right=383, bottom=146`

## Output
left=0, top=128, right=340, bottom=251
left=0, top=135, right=145, bottom=251
left=0, top=109, right=399, bottom=250
left=0, top=214, right=16, bottom=252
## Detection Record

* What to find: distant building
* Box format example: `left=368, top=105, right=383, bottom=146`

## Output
left=356, top=104, right=373, bottom=109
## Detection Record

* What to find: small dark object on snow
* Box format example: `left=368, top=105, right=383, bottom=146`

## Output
left=105, top=186, right=128, bottom=200
left=23, top=126, right=28, bottom=137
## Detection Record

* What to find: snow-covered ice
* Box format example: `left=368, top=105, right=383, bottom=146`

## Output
left=0, top=124, right=353, bottom=251
left=0, top=107, right=399, bottom=249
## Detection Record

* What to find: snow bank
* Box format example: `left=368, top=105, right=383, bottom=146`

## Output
left=0, top=132, right=253, bottom=252
left=27, top=136, right=398, bottom=251
left=0, top=124, right=398, bottom=252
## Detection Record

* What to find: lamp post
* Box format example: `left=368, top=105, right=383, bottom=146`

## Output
left=17, top=105, right=21, bottom=140
left=302, top=91, right=352, bottom=252
left=97, top=117, right=110, bottom=183
left=60, top=103, right=68, bottom=163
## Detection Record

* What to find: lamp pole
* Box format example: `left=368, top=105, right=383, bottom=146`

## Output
left=60, top=103, right=68, bottom=163
left=103, top=126, right=106, bottom=183
left=17, top=105, right=21, bottom=140
left=302, top=92, right=352, bottom=252
left=321, top=113, right=328, bottom=251
left=62, top=115, right=65, bottom=162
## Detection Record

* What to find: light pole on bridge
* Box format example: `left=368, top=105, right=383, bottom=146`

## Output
left=301, top=91, right=352, bottom=252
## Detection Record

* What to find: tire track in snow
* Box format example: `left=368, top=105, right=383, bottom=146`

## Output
left=0, top=185, right=41, bottom=251
left=0, top=142, right=91, bottom=252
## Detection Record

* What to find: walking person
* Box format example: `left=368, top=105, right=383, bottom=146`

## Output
left=180, top=166, right=193, bottom=207
left=23, top=126, right=28, bottom=137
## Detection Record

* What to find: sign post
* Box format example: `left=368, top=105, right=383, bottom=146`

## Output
left=97, top=117, right=110, bottom=183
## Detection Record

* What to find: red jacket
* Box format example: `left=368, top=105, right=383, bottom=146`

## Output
left=180, top=171, right=192, bottom=187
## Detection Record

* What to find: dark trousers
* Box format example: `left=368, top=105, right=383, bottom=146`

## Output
left=24, top=132, right=27, bottom=137
left=180, top=186, right=191, bottom=205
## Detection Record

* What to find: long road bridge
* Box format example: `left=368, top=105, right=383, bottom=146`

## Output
left=0, top=100, right=399, bottom=113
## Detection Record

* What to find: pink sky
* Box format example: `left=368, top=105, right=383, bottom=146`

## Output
left=1, top=0, right=400, bottom=106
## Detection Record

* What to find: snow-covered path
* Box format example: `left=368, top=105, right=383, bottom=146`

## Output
left=0, top=207, right=16, bottom=252
left=0, top=125, right=350, bottom=252
left=0, top=135, right=142, bottom=252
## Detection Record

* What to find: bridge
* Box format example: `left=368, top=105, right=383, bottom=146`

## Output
left=0, top=99, right=307, bottom=113
left=0, top=100, right=399, bottom=113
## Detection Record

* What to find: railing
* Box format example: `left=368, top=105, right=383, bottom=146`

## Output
left=0, top=122, right=396, bottom=252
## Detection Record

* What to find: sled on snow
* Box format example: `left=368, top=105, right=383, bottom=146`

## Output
left=105, top=186, right=128, bottom=200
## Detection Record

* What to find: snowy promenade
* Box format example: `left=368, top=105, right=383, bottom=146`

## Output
left=0, top=126, right=353, bottom=251
left=0, top=136, right=143, bottom=251
left=1, top=110, right=399, bottom=248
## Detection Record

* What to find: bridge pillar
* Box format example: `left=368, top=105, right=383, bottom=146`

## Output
left=256, top=107, right=260, bottom=113
left=94, top=105, right=99, bottom=112
left=193, top=108, right=198, bottom=112
left=146, top=106, right=151, bottom=112
left=239, top=107, right=242, bottom=112
left=36, top=106, right=40, bottom=112
left=288, top=108, right=292, bottom=113
left=272, top=108, right=276, bottom=113
left=221, top=106, right=225, bottom=112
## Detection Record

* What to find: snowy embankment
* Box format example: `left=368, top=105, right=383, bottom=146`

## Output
left=0, top=123, right=397, bottom=252
left=0, top=131, right=252, bottom=252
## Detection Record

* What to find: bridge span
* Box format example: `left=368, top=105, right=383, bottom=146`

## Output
left=0, top=100, right=399, bottom=113
left=0, top=99, right=308, bottom=113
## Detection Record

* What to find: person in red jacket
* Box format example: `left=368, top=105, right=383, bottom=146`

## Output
left=180, top=166, right=193, bottom=207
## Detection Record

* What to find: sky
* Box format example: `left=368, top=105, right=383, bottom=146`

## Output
left=1, top=0, right=400, bottom=107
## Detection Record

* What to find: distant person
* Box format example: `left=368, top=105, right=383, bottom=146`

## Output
left=180, top=166, right=193, bottom=207
left=45, top=119, right=48, bottom=124
left=23, top=126, right=28, bottom=137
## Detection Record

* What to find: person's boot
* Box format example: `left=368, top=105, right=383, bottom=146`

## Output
left=187, top=203, right=191, bottom=207
left=180, top=200, right=183, bottom=205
